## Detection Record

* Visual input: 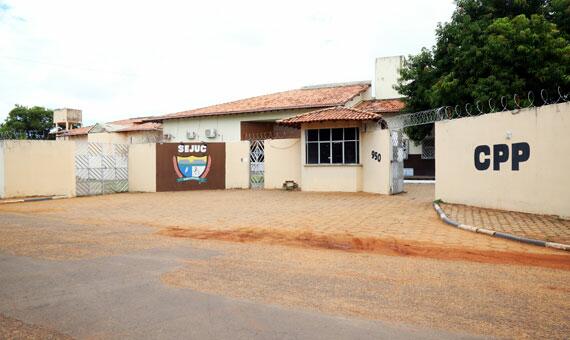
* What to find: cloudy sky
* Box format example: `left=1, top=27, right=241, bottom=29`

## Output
left=0, top=0, right=455, bottom=124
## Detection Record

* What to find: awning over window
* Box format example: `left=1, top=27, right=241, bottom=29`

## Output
left=278, top=106, right=385, bottom=128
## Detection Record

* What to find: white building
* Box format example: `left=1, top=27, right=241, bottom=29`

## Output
left=151, top=56, right=434, bottom=179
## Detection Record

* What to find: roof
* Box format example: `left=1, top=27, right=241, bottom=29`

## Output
left=113, top=121, right=162, bottom=132
left=354, top=99, right=405, bottom=113
left=58, top=117, right=162, bottom=136
left=59, top=125, right=93, bottom=136
left=156, top=82, right=371, bottom=121
left=278, top=106, right=383, bottom=127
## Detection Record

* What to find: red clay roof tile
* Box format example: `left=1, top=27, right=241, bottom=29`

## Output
left=114, top=122, right=162, bottom=132
left=58, top=125, right=93, bottom=136
left=157, top=83, right=371, bottom=120
left=278, top=106, right=383, bottom=126
left=58, top=117, right=162, bottom=136
left=354, top=99, right=405, bottom=113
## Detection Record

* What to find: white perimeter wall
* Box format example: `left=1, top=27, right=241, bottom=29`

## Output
left=264, top=138, right=301, bottom=189
left=88, top=132, right=129, bottom=144
left=0, top=141, right=75, bottom=198
left=0, top=143, right=4, bottom=197
left=436, top=102, right=570, bottom=218
left=225, top=141, right=250, bottom=189
left=128, top=143, right=156, bottom=192
left=361, top=124, right=391, bottom=194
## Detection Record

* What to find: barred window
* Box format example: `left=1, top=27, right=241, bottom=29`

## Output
left=306, top=128, right=359, bottom=164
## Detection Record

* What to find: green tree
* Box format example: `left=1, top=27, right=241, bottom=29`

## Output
left=0, top=105, right=54, bottom=139
left=397, top=0, right=570, bottom=143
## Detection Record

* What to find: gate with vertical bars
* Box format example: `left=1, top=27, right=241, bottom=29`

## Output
left=389, top=130, right=405, bottom=194
left=249, top=140, right=264, bottom=189
left=75, top=142, right=129, bottom=196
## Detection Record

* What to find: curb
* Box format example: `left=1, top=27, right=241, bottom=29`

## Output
left=0, top=195, right=68, bottom=205
left=433, top=202, right=570, bottom=252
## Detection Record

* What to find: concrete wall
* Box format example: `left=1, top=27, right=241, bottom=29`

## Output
left=126, top=131, right=162, bottom=144
left=88, top=132, right=129, bottom=144
left=374, top=56, right=404, bottom=100
left=302, top=165, right=363, bottom=192
left=0, top=143, right=4, bottom=197
left=128, top=143, right=156, bottom=192
left=60, top=131, right=161, bottom=144
left=361, top=124, right=391, bottom=194
left=163, top=109, right=313, bottom=143
left=58, top=134, right=88, bottom=142
left=436, top=102, right=570, bottom=218
left=225, top=141, right=250, bottom=189
left=0, top=141, right=75, bottom=198
left=264, top=138, right=301, bottom=189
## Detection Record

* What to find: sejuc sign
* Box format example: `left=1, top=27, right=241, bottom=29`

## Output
left=156, top=143, right=225, bottom=191
left=474, top=142, right=530, bottom=171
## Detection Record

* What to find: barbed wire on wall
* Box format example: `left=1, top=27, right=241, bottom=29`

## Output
left=0, top=130, right=164, bottom=143
left=385, top=87, right=570, bottom=130
left=0, top=130, right=52, bottom=141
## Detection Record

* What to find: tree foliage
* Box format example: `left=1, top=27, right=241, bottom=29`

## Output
left=0, top=105, right=54, bottom=139
left=397, top=0, right=570, bottom=142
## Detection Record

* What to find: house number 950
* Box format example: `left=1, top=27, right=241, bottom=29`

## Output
left=371, top=150, right=381, bottom=162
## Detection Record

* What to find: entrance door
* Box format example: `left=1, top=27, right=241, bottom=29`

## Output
left=249, top=140, right=264, bottom=189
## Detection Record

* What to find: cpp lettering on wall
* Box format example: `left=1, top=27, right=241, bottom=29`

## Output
left=474, top=142, right=530, bottom=171
left=435, top=102, right=570, bottom=217
left=156, top=143, right=225, bottom=191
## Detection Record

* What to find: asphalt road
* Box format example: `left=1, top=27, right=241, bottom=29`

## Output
left=0, top=246, right=482, bottom=340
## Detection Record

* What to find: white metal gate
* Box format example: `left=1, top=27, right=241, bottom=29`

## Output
left=249, top=140, right=264, bottom=189
left=390, top=130, right=404, bottom=194
left=75, top=142, right=129, bottom=196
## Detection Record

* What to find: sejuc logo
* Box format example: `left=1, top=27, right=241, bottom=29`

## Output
left=174, top=144, right=211, bottom=183
left=178, top=144, right=207, bottom=153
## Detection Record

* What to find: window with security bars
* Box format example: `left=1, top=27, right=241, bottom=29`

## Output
left=306, top=128, right=360, bottom=164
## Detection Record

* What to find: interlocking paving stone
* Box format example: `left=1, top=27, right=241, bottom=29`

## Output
left=0, top=184, right=562, bottom=255
left=441, top=203, right=570, bottom=245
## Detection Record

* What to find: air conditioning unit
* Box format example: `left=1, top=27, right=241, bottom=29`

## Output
left=186, top=130, right=197, bottom=139
left=204, top=128, right=217, bottom=138
left=163, top=133, right=174, bottom=140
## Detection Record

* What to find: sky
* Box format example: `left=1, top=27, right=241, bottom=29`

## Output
left=0, top=0, right=455, bottom=125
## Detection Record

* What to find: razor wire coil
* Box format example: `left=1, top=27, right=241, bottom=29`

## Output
left=384, top=87, right=569, bottom=130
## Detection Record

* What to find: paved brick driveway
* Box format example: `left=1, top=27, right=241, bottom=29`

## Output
left=441, top=202, right=570, bottom=245
left=0, top=184, right=564, bottom=255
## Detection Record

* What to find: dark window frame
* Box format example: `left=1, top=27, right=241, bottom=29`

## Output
left=305, top=127, right=360, bottom=165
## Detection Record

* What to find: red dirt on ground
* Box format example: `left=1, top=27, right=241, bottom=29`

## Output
left=157, top=227, right=570, bottom=271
